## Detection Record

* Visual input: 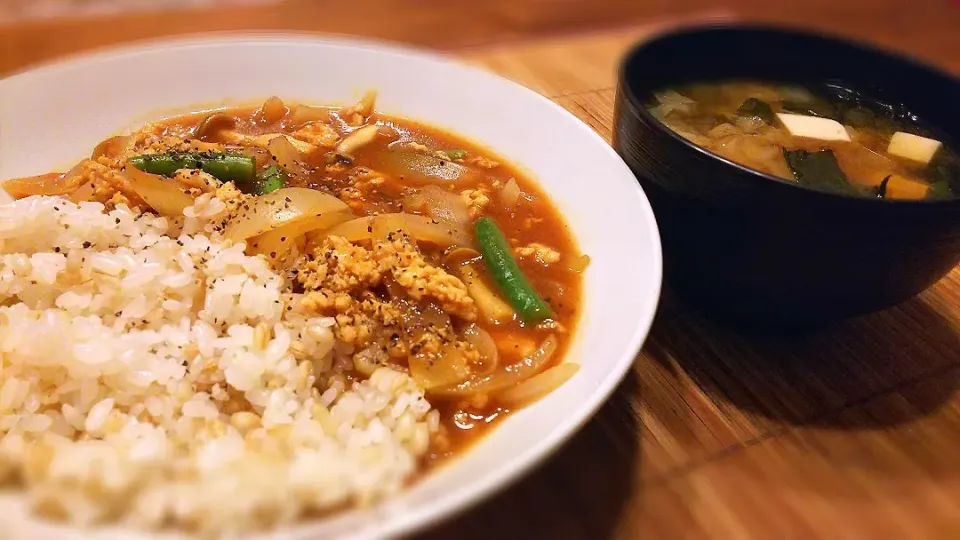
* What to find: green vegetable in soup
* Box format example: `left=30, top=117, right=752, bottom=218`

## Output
left=254, top=165, right=285, bottom=195
left=782, top=149, right=862, bottom=196
left=128, top=152, right=256, bottom=183
left=876, top=175, right=891, bottom=199
left=474, top=217, right=552, bottom=323
left=781, top=100, right=839, bottom=121
left=736, top=98, right=776, bottom=125
left=842, top=107, right=877, bottom=129
left=443, top=148, right=468, bottom=160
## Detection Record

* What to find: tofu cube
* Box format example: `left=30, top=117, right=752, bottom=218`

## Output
left=887, top=132, right=942, bottom=164
left=776, top=113, right=851, bottom=142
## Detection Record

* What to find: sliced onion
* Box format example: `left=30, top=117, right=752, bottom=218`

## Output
left=377, top=151, right=475, bottom=184
left=403, top=185, right=471, bottom=226
left=409, top=343, right=471, bottom=389
left=67, top=180, right=97, bottom=203
left=444, top=247, right=481, bottom=267
left=462, top=324, right=499, bottom=377
left=460, top=264, right=514, bottom=323
left=392, top=213, right=472, bottom=247
left=357, top=90, right=377, bottom=117
left=191, top=113, right=236, bottom=139
left=323, top=213, right=471, bottom=248
left=353, top=344, right=388, bottom=377
left=121, top=165, right=193, bottom=217
left=655, top=90, right=697, bottom=116
left=370, top=212, right=412, bottom=242
left=496, top=363, right=579, bottom=407
left=256, top=96, right=288, bottom=124
left=341, top=90, right=377, bottom=118
left=91, top=136, right=130, bottom=160
left=267, top=135, right=307, bottom=174
left=431, top=334, right=558, bottom=397
left=248, top=208, right=353, bottom=264
left=223, top=187, right=350, bottom=242
left=565, top=254, right=591, bottom=273
left=3, top=172, right=80, bottom=198
left=335, top=124, right=381, bottom=157
left=499, top=178, right=521, bottom=209
left=290, top=105, right=332, bottom=126
left=222, top=131, right=315, bottom=156
left=420, top=302, right=453, bottom=332
left=321, top=215, right=376, bottom=242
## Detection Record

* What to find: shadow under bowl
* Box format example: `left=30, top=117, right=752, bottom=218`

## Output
left=613, top=24, right=960, bottom=327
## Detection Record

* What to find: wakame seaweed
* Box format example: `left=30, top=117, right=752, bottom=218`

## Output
left=782, top=100, right=839, bottom=121
left=876, top=175, right=891, bottom=199
left=841, top=107, right=877, bottom=129
left=736, top=98, right=775, bottom=124
left=783, top=149, right=862, bottom=196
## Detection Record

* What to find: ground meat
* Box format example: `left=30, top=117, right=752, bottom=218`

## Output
left=213, top=182, right=247, bottom=218
left=297, top=236, right=383, bottom=293
left=348, top=167, right=386, bottom=193
left=71, top=160, right=144, bottom=209
left=339, top=94, right=374, bottom=128
left=301, top=290, right=402, bottom=351
left=460, top=189, right=490, bottom=219
left=338, top=188, right=365, bottom=211
left=128, top=123, right=226, bottom=156
left=293, top=232, right=479, bottom=370
left=300, top=289, right=353, bottom=313
left=325, top=163, right=350, bottom=175
left=173, top=169, right=219, bottom=193
left=291, top=123, right=340, bottom=148
left=522, top=216, right=545, bottom=230
left=465, top=155, right=500, bottom=169
left=374, top=233, right=477, bottom=321
left=515, top=242, right=561, bottom=265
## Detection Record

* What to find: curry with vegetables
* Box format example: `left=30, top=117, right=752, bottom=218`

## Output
left=3, top=93, right=587, bottom=466
left=649, top=81, right=959, bottom=200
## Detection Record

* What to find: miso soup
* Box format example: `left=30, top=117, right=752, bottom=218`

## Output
left=648, top=81, right=959, bottom=200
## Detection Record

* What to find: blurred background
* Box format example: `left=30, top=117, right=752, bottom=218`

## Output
left=1, top=0, right=959, bottom=75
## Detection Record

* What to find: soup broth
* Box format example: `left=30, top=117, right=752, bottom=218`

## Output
left=649, top=81, right=959, bottom=200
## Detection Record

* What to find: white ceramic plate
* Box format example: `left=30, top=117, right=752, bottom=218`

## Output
left=0, top=34, right=662, bottom=540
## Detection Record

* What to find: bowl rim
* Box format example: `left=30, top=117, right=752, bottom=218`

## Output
left=616, top=23, right=960, bottom=208
left=0, top=32, right=664, bottom=540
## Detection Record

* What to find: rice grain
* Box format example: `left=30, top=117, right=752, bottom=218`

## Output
left=0, top=194, right=436, bottom=534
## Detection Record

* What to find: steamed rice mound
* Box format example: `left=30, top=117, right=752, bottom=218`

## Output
left=0, top=194, right=438, bottom=533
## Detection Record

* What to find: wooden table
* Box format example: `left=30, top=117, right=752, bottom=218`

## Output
left=4, top=2, right=960, bottom=539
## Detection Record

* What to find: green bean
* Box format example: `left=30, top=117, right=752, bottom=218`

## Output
left=127, top=154, right=201, bottom=176
left=199, top=154, right=256, bottom=183
left=474, top=217, right=552, bottom=323
left=128, top=152, right=255, bottom=183
left=254, top=165, right=285, bottom=195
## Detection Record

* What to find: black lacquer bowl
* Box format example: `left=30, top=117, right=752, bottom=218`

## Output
left=614, top=25, right=960, bottom=326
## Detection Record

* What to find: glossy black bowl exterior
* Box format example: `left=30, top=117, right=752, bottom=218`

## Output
left=614, top=25, right=960, bottom=325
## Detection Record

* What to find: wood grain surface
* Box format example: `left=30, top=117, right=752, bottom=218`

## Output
left=3, top=1, right=960, bottom=539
